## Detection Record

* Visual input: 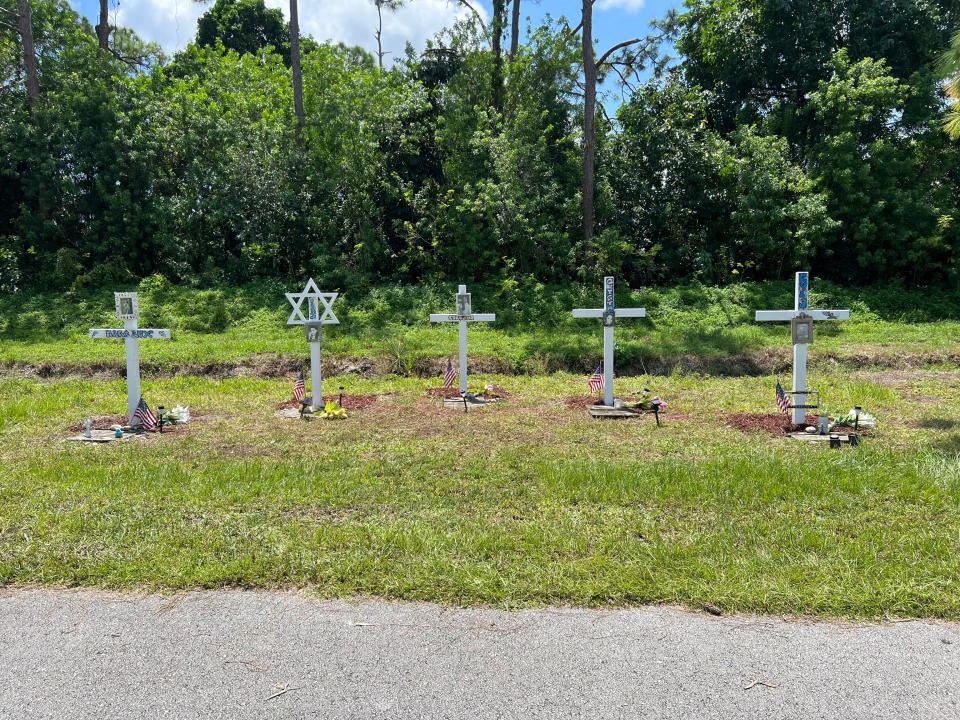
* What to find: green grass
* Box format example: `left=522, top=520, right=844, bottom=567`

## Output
left=2, top=370, right=959, bottom=618
left=3, top=279, right=960, bottom=372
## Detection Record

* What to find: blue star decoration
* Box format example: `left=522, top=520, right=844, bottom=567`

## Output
left=285, top=278, right=340, bottom=326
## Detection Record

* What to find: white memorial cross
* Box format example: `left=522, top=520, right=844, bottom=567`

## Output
left=89, top=292, right=172, bottom=425
left=755, top=271, right=850, bottom=425
left=572, top=276, right=646, bottom=408
left=286, top=279, right=339, bottom=412
left=429, top=285, right=495, bottom=394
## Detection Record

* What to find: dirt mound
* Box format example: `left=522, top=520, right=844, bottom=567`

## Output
left=7, top=347, right=960, bottom=382
left=424, top=387, right=462, bottom=399
left=67, top=415, right=127, bottom=432
left=482, top=384, right=511, bottom=399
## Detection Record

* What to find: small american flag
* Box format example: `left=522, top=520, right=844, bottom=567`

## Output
left=443, top=358, right=457, bottom=389
left=588, top=365, right=605, bottom=394
left=134, top=397, right=158, bottom=432
left=776, top=382, right=790, bottom=414
left=293, top=372, right=305, bottom=403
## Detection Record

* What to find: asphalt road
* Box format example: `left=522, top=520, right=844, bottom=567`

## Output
left=0, top=589, right=957, bottom=719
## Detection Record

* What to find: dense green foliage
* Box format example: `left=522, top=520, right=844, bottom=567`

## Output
left=197, top=0, right=291, bottom=63
left=1, top=0, right=959, bottom=294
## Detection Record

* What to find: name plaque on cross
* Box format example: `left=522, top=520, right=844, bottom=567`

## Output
left=429, top=284, right=495, bottom=394
left=756, top=272, right=851, bottom=424
left=89, top=292, right=172, bottom=424
left=286, top=278, right=339, bottom=412
left=573, top=277, right=646, bottom=407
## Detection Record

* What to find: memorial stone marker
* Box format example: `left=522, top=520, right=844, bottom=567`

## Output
left=89, top=292, right=171, bottom=425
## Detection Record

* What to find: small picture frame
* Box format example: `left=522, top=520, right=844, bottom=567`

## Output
left=792, top=316, right=814, bottom=344
left=306, top=324, right=322, bottom=343
left=457, top=293, right=472, bottom=318
left=115, top=292, right=139, bottom=321
left=603, top=310, right=616, bottom=328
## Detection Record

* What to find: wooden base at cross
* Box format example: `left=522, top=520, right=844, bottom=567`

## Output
left=587, top=404, right=643, bottom=419
left=786, top=432, right=860, bottom=445
left=67, top=430, right=137, bottom=444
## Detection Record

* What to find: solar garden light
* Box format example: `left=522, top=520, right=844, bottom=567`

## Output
left=299, top=397, right=311, bottom=419
left=461, top=390, right=469, bottom=413
left=339, top=385, right=345, bottom=408
left=830, top=434, right=842, bottom=449
left=650, top=398, right=663, bottom=427
left=854, top=406, right=862, bottom=431
left=157, top=406, right=165, bottom=434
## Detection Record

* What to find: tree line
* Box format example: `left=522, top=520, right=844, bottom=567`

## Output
left=1, top=0, right=959, bottom=295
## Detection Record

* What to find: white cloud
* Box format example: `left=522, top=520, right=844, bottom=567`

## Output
left=109, top=0, right=485, bottom=58
left=113, top=0, right=205, bottom=52
left=596, top=0, right=646, bottom=12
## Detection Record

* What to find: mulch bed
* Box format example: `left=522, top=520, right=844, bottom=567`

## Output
left=276, top=394, right=380, bottom=411
left=482, top=385, right=511, bottom=399
left=725, top=413, right=819, bottom=436
left=425, top=388, right=463, bottom=399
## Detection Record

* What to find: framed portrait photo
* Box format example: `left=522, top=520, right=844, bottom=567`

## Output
left=115, top=293, right=139, bottom=321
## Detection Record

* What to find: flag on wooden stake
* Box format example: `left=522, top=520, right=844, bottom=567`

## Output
left=776, top=382, right=790, bottom=414
left=293, top=372, right=305, bottom=402
left=443, top=358, right=457, bottom=388
left=134, top=397, right=158, bottom=431
left=588, top=365, right=604, bottom=394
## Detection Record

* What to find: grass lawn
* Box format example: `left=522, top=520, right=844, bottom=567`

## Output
left=2, top=368, right=960, bottom=618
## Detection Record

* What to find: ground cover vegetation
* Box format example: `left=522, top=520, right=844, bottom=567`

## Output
left=1, top=370, right=959, bottom=618
left=3, top=278, right=960, bottom=373
left=2, top=0, right=960, bottom=294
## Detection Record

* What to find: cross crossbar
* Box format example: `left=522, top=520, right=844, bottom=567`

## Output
left=429, top=313, right=496, bottom=323
left=572, top=308, right=646, bottom=319
left=755, top=310, right=850, bottom=322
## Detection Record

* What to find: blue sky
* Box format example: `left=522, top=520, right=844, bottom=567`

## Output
left=68, top=0, right=682, bottom=63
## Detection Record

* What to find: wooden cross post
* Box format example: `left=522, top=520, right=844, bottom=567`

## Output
left=286, top=279, right=339, bottom=412
left=572, top=277, right=646, bottom=408
left=429, top=285, right=495, bottom=394
left=89, top=292, right=172, bottom=425
left=756, top=272, right=850, bottom=425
